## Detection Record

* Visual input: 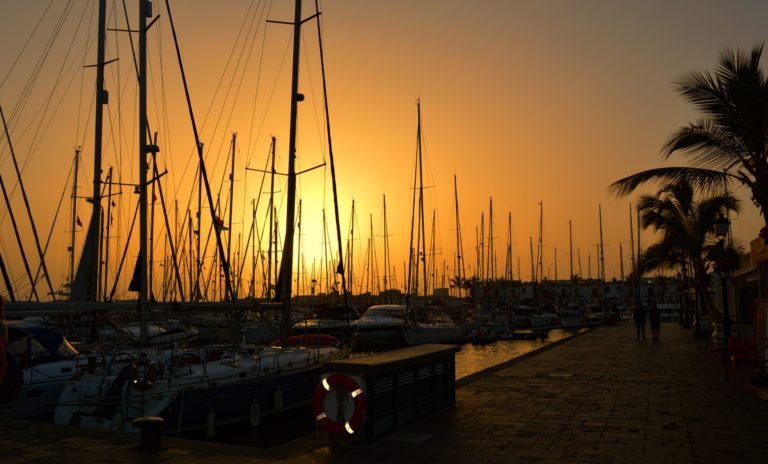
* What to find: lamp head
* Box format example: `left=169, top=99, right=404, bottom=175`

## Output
left=714, top=212, right=730, bottom=239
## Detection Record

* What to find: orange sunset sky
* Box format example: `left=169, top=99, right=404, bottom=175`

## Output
left=0, top=0, right=766, bottom=300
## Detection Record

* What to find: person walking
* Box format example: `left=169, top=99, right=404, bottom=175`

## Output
left=649, top=301, right=661, bottom=341
left=633, top=304, right=646, bottom=341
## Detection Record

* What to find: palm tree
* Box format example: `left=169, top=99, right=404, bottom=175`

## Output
left=610, top=44, right=768, bottom=228
left=635, top=180, right=739, bottom=334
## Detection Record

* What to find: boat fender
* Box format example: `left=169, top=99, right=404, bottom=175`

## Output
left=205, top=405, right=215, bottom=438
left=249, top=400, right=260, bottom=427
left=273, top=386, right=284, bottom=415
left=130, top=357, right=157, bottom=391
left=312, top=374, right=366, bottom=436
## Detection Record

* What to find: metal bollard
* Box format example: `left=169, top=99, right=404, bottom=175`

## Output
left=132, top=416, right=164, bottom=452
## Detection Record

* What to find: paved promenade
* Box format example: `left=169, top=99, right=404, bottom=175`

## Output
left=1, top=322, right=767, bottom=463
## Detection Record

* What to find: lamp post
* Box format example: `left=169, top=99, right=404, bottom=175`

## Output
left=714, top=212, right=731, bottom=364
left=677, top=271, right=684, bottom=326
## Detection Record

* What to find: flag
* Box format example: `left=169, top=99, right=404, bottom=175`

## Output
left=214, top=216, right=228, bottom=231
left=76, top=216, right=82, bottom=227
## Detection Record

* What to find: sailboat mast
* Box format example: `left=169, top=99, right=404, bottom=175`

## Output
left=569, top=220, right=574, bottom=280
left=506, top=212, right=512, bottom=282
left=165, top=0, right=235, bottom=302
left=69, top=148, right=80, bottom=290
left=599, top=204, right=606, bottom=309
left=149, top=153, right=156, bottom=303
left=383, top=194, right=390, bottom=301
left=417, top=100, right=428, bottom=316
left=537, top=201, right=543, bottom=286
left=488, top=197, right=494, bottom=282
left=63, top=0, right=108, bottom=301
left=369, top=214, right=374, bottom=297
left=104, top=167, right=113, bottom=299
left=152, top=154, right=185, bottom=302
left=188, top=214, right=194, bottom=299
left=196, top=157, right=202, bottom=300
left=348, top=200, right=355, bottom=296
left=312, top=0, right=348, bottom=308
left=569, top=219, right=574, bottom=301
left=88, top=0, right=107, bottom=301
left=139, top=0, right=150, bottom=343
left=227, top=132, right=236, bottom=286
left=480, top=213, right=485, bottom=281
left=277, top=0, right=303, bottom=342
left=298, top=199, right=303, bottom=300
left=251, top=199, right=256, bottom=298
left=453, top=175, right=463, bottom=298
left=429, top=210, right=436, bottom=298
left=619, top=241, right=625, bottom=306
left=529, top=237, right=535, bottom=283
left=267, top=136, right=275, bottom=299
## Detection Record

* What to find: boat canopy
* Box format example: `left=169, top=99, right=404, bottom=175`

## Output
left=5, top=321, right=79, bottom=363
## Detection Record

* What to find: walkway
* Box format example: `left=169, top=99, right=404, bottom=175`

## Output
left=1, top=322, right=766, bottom=463
left=336, top=322, right=768, bottom=463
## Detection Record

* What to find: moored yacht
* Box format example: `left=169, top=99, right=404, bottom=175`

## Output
left=402, top=312, right=463, bottom=346
left=350, top=304, right=407, bottom=348
left=292, top=305, right=360, bottom=340
left=0, top=321, right=80, bottom=419
left=54, top=344, right=344, bottom=434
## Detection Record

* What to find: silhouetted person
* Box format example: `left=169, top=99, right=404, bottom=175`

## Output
left=633, top=304, right=646, bottom=341
left=0, top=297, right=6, bottom=386
left=0, top=295, right=23, bottom=403
left=649, top=302, right=661, bottom=341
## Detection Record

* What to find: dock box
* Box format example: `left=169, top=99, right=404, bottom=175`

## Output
left=322, top=343, right=459, bottom=442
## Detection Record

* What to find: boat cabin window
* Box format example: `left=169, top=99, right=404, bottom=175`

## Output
left=5, top=336, right=49, bottom=367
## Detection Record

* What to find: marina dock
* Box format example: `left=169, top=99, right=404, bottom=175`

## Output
left=2, top=322, right=767, bottom=463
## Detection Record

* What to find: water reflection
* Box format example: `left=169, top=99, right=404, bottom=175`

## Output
left=455, top=328, right=583, bottom=380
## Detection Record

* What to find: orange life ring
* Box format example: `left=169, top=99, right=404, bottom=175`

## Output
left=312, top=374, right=365, bottom=435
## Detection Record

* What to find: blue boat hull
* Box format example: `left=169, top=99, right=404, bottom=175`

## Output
left=158, top=365, right=324, bottom=434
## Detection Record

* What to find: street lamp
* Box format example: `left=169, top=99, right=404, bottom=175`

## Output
left=714, top=212, right=730, bottom=240
left=714, top=212, right=731, bottom=364
left=677, top=271, right=685, bottom=326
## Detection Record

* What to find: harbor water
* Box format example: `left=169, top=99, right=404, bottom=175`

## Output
left=454, top=328, right=584, bottom=380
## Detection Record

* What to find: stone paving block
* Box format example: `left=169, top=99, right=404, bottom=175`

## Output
left=80, top=443, right=116, bottom=452
left=0, top=458, right=28, bottom=464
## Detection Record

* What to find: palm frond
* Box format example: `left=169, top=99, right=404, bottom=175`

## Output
left=608, top=167, right=728, bottom=198
left=661, top=119, right=749, bottom=169
left=675, top=70, right=728, bottom=117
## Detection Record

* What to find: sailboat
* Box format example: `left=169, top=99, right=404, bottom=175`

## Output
left=0, top=321, right=81, bottom=419
left=401, top=99, right=462, bottom=346
left=54, top=0, right=347, bottom=435
left=0, top=0, right=128, bottom=419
